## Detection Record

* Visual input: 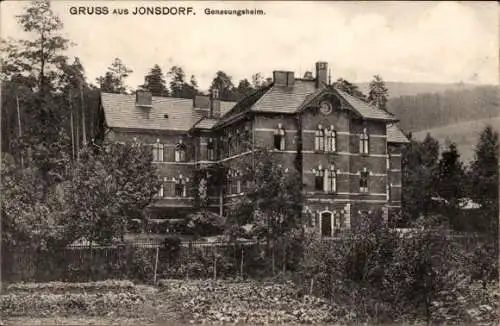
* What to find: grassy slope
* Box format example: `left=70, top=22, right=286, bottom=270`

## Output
left=411, top=116, right=500, bottom=162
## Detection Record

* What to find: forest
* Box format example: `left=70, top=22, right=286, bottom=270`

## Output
left=387, top=85, right=499, bottom=132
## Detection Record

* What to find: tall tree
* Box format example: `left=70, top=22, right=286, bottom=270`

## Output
left=228, top=147, right=304, bottom=269
left=469, top=125, right=499, bottom=215
left=96, top=58, right=132, bottom=94
left=167, top=66, right=200, bottom=99
left=140, top=64, right=168, bottom=97
left=402, top=133, right=440, bottom=221
left=333, top=78, right=367, bottom=100
left=368, top=75, right=389, bottom=112
left=65, top=142, right=161, bottom=245
left=436, top=143, right=466, bottom=204
left=15, top=0, right=71, bottom=93
left=234, top=78, right=255, bottom=101
left=209, top=71, right=238, bottom=101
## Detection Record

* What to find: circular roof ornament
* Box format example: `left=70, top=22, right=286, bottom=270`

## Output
left=320, top=101, right=332, bottom=115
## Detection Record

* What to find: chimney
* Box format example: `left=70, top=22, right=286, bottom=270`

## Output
left=136, top=90, right=152, bottom=108
left=210, top=88, right=221, bottom=118
left=303, top=71, right=314, bottom=80
left=315, top=61, right=328, bottom=88
left=273, top=71, right=295, bottom=87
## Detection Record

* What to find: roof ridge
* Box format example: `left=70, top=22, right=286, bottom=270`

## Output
left=100, top=92, right=236, bottom=104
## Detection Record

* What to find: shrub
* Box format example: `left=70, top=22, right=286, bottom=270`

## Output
left=296, top=211, right=498, bottom=324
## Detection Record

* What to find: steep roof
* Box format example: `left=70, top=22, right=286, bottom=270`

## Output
left=100, top=93, right=236, bottom=132
left=387, top=124, right=410, bottom=143
left=217, top=79, right=398, bottom=127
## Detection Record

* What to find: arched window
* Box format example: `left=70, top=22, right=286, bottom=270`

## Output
left=274, top=124, right=286, bottom=151
left=327, top=165, right=337, bottom=192
left=325, top=126, right=337, bottom=152
left=175, top=140, right=186, bottom=162
left=359, top=128, right=369, bottom=154
left=315, top=125, right=325, bottom=152
left=152, top=139, right=164, bottom=162
left=313, top=165, right=324, bottom=191
left=360, top=167, right=369, bottom=193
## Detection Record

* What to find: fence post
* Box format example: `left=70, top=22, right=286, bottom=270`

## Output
left=213, top=253, right=217, bottom=280
left=153, top=246, right=159, bottom=285
left=240, top=246, right=244, bottom=278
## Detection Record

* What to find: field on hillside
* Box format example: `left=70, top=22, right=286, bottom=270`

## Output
left=412, top=116, right=500, bottom=162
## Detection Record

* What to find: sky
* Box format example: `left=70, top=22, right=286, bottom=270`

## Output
left=1, top=1, right=498, bottom=92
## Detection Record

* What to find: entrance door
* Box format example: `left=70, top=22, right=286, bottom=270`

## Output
left=321, top=212, right=332, bottom=237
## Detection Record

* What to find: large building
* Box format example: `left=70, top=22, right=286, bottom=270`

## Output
left=98, top=62, right=409, bottom=236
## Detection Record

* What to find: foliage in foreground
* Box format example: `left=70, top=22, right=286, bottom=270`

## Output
left=298, top=212, right=499, bottom=325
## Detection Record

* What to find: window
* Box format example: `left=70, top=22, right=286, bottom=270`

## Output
left=228, top=169, right=242, bottom=195
left=174, top=175, right=189, bottom=197
left=360, top=168, right=369, bottom=193
left=387, top=182, right=392, bottom=201
left=207, top=138, right=215, bottom=161
left=359, top=128, right=369, bottom=154
left=325, top=126, right=337, bottom=152
left=314, top=165, right=324, bottom=191
left=315, top=125, right=325, bottom=152
left=327, top=165, right=337, bottom=192
left=387, top=153, right=391, bottom=170
left=157, top=177, right=165, bottom=197
left=175, top=140, right=186, bottom=162
left=152, top=139, right=164, bottom=162
left=227, top=134, right=233, bottom=157
left=274, top=124, right=286, bottom=151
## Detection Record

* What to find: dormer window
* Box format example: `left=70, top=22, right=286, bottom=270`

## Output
left=314, top=125, right=325, bottom=152
left=325, top=125, right=337, bottom=152
left=360, top=168, right=369, bottom=193
left=359, top=128, right=369, bottom=154
left=274, top=124, right=286, bottom=151
left=175, top=140, right=186, bottom=162
left=152, top=139, right=164, bottom=162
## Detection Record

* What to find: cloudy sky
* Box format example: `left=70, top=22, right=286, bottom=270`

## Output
left=1, top=1, right=498, bottom=91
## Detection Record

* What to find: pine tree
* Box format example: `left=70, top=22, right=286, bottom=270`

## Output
left=209, top=71, right=238, bottom=101
left=96, top=58, right=132, bottom=94
left=166, top=66, right=200, bottom=99
left=470, top=125, right=499, bottom=213
left=333, top=78, right=367, bottom=100
left=402, top=133, right=440, bottom=220
left=368, top=75, right=389, bottom=112
left=234, top=78, right=255, bottom=100
left=140, top=64, right=168, bottom=96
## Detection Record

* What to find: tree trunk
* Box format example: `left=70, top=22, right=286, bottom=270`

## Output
left=80, top=83, right=86, bottom=145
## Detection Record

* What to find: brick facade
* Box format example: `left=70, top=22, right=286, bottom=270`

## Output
left=99, top=61, right=408, bottom=234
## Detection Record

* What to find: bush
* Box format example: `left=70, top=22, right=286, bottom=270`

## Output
left=296, top=211, right=499, bottom=324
